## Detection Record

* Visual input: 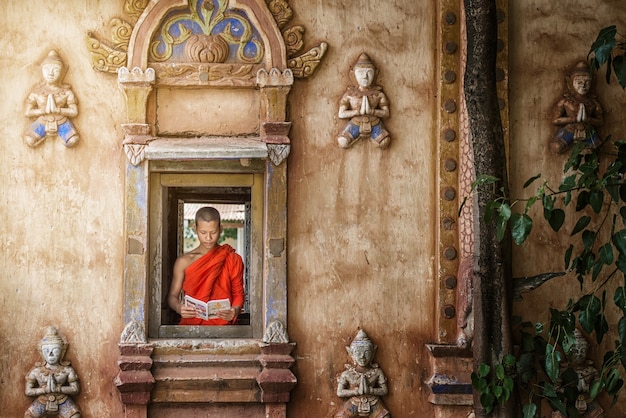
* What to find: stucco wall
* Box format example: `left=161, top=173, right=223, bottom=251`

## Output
left=0, top=1, right=126, bottom=416
left=2, top=0, right=625, bottom=417
left=286, top=1, right=437, bottom=416
left=1, top=1, right=439, bottom=416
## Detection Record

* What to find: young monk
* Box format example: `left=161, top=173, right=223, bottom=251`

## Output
left=168, top=206, right=245, bottom=325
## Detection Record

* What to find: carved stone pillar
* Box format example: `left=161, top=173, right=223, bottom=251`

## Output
left=114, top=322, right=155, bottom=417
left=257, top=321, right=297, bottom=416
left=257, top=68, right=293, bottom=166
left=118, top=67, right=155, bottom=166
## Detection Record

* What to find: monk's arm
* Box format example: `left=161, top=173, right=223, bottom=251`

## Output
left=168, top=256, right=197, bottom=318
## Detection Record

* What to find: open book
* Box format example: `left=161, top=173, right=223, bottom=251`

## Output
left=184, top=295, right=231, bottom=320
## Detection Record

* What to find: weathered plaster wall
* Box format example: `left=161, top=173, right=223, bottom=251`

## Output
left=287, top=1, right=437, bottom=416
left=1, top=1, right=439, bottom=416
left=0, top=1, right=126, bottom=416
left=4, top=0, right=625, bottom=417
left=509, top=2, right=626, bottom=415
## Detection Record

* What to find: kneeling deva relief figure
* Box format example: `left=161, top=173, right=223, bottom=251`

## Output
left=337, top=53, right=391, bottom=150
left=24, top=326, right=81, bottom=418
left=335, top=329, right=390, bottom=418
left=24, top=50, right=80, bottom=148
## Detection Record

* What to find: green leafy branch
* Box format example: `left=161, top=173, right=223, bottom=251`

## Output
left=471, top=354, right=516, bottom=415
left=467, top=138, right=626, bottom=416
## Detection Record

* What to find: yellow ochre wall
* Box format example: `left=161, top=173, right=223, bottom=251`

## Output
left=1, top=0, right=625, bottom=417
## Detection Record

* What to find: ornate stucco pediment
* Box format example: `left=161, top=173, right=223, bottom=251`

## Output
left=87, top=0, right=327, bottom=81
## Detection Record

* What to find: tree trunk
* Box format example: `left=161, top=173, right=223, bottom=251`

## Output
left=463, top=0, right=515, bottom=416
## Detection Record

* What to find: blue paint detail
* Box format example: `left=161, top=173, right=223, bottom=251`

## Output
left=154, top=0, right=263, bottom=63
left=32, top=121, right=46, bottom=137
left=429, top=374, right=473, bottom=394
left=430, top=383, right=473, bottom=395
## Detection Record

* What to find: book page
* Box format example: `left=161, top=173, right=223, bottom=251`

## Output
left=184, top=296, right=231, bottom=320
left=206, top=298, right=231, bottom=318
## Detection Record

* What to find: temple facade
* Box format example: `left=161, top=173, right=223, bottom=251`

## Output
left=1, top=1, right=626, bottom=417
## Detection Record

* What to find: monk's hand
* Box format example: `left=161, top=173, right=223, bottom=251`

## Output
left=179, top=303, right=197, bottom=318
left=217, top=307, right=240, bottom=321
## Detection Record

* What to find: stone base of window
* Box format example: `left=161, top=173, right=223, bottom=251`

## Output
left=115, top=338, right=296, bottom=418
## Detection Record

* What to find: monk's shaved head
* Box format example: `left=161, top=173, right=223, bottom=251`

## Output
left=195, top=206, right=221, bottom=225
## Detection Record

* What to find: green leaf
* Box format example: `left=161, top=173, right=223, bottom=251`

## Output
left=543, top=193, right=555, bottom=211
left=599, top=242, right=614, bottom=265
left=578, top=295, right=601, bottom=334
left=493, top=385, right=503, bottom=399
left=620, top=206, right=626, bottom=224
left=612, top=229, right=626, bottom=254
left=595, top=312, right=609, bottom=343
left=523, top=403, right=537, bottom=418
left=511, top=213, right=533, bottom=245
left=473, top=174, right=500, bottom=189
left=542, top=381, right=558, bottom=398
left=617, top=254, right=626, bottom=274
left=607, top=183, right=619, bottom=203
left=503, top=376, right=514, bottom=391
left=589, top=379, right=603, bottom=400
left=592, top=258, right=604, bottom=282
left=619, top=317, right=626, bottom=344
left=576, top=190, right=590, bottom=211
left=589, top=190, right=604, bottom=213
left=523, top=174, right=542, bottom=189
left=564, top=244, right=574, bottom=269
left=571, top=216, right=591, bottom=236
left=503, top=354, right=516, bottom=367
left=494, top=203, right=512, bottom=241
left=589, top=26, right=617, bottom=65
left=545, top=343, right=562, bottom=382
left=495, top=364, right=505, bottom=380
left=498, top=202, right=511, bottom=220
left=620, top=184, right=626, bottom=203
left=564, top=190, right=572, bottom=206
left=548, top=209, right=565, bottom=232
left=607, top=370, right=624, bottom=394
left=582, top=229, right=596, bottom=250
left=484, top=200, right=499, bottom=224
left=547, top=396, right=566, bottom=415
left=481, top=393, right=495, bottom=414
left=560, top=174, right=577, bottom=191
left=478, top=363, right=491, bottom=378
left=525, top=196, right=538, bottom=213
left=613, top=53, right=626, bottom=89
left=606, top=54, right=614, bottom=84
left=615, top=286, right=626, bottom=313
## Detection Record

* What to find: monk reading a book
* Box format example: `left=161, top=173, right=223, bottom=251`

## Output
left=168, top=206, right=245, bottom=325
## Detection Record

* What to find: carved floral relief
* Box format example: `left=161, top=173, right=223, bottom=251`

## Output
left=86, top=0, right=327, bottom=80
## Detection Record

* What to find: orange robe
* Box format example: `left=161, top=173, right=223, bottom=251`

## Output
left=179, top=244, right=245, bottom=325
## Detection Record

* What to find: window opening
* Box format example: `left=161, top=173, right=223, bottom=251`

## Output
left=149, top=172, right=263, bottom=340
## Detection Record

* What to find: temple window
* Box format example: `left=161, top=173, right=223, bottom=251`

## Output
left=148, top=169, right=264, bottom=339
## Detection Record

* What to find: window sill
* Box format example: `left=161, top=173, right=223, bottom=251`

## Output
left=156, top=325, right=253, bottom=339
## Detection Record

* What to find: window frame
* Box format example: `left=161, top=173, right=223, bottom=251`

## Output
left=147, top=168, right=265, bottom=339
